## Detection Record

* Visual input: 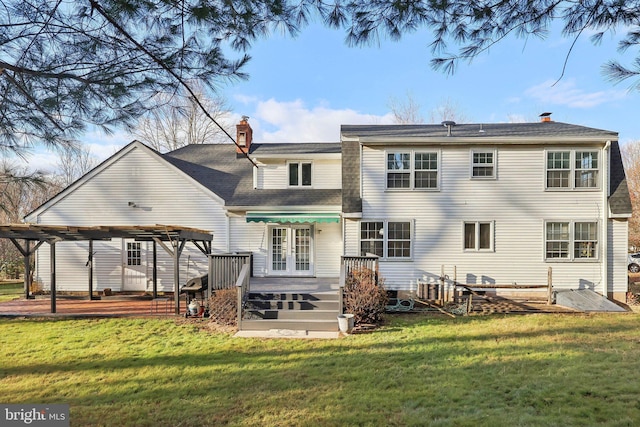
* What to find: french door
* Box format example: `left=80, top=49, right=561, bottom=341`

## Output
left=269, top=225, right=313, bottom=276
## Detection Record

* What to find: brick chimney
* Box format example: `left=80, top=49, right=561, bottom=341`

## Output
left=540, top=112, right=552, bottom=122
left=236, top=115, right=253, bottom=154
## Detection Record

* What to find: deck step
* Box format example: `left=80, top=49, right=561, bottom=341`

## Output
left=246, top=299, right=339, bottom=311
left=248, top=292, right=340, bottom=301
left=241, top=319, right=339, bottom=332
left=240, top=290, right=340, bottom=332
left=246, top=309, right=338, bottom=321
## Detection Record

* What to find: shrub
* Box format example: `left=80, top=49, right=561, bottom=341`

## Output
left=207, top=289, right=238, bottom=327
left=343, top=267, right=388, bottom=325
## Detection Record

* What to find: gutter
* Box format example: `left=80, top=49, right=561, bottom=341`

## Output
left=603, top=140, right=611, bottom=297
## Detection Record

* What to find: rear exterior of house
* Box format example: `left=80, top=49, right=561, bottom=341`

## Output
left=25, top=119, right=343, bottom=293
left=341, top=119, right=631, bottom=302
left=24, top=117, right=631, bottom=303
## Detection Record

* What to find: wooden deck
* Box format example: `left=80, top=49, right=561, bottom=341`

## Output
left=0, top=296, right=177, bottom=318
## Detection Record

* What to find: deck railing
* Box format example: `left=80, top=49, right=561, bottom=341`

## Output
left=339, top=254, right=379, bottom=314
left=235, top=263, right=251, bottom=330
left=208, top=253, right=252, bottom=295
left=341, top=255, right=379, bottom=284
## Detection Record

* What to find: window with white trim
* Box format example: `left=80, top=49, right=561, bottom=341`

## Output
left=545, top=221, right=598, bottom=260
left=471, top=150, right=496, bottom=178
left=464, top=221, right=493, bottom=251
left=546, top=150, right=599, bottom=189
left=575, top=151, right=599, bottom=188
left=360, top=220, right=412, bottom=259
left=386, top=151, right=439, bottom=189
left=360, top=221, right=384, bottom=257
left=288, top=162, right=312, bottom=187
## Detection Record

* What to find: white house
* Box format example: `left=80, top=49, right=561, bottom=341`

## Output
left=340, top=117, right=631, bottom=302
left=24, top=116, right=631, bottom=302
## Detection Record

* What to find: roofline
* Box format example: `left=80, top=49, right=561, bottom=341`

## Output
left=25, top=141, right=227, bottom=221
left=356, top=136, right=615, bottom=145
left=226, top=205, right=342, bottom=212
left=25, top=140, right=150, bottom=221
left=252, top=153, right=341, bottom=160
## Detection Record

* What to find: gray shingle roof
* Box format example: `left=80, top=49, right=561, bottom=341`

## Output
left=609, top=141, right=633, bottom=216
left=342, top=121, right=618, bottom=141
left=251, top=143, right=341, bottom=155
left=163, top=143, right=341, bottom=208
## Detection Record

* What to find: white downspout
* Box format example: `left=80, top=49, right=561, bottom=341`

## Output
left=602, top=141, right=611, bottom=297
left=252, top=162, right=258, bottom=189
left=225, top=214, right=230, bottom=253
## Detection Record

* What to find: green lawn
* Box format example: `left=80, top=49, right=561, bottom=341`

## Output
left=1, top=313, right=640, bottom=426
left=0, top=281, right=21, bottom=302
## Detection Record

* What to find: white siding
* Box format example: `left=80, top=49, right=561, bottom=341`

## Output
left=258, top=159, right=341, bottom=189
left=314, top=222, right=341, bottom=277
left=608, top=218, right=629, bottom=295
left=228, top=216, right=341, bottom=277
left=229, top=216, right=269, bottom=276
left=352, top=144, right=610, bottom=294
left=32, top=145, right=226, bottom=292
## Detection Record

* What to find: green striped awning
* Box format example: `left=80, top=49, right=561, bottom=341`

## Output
left=246, top=212, right=340, bottom=224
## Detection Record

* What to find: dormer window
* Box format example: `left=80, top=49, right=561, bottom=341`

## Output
left=289, top=162, right=312, bottom=187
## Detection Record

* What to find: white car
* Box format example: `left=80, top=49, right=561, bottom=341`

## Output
left=629, top=253, right=640, bottom=273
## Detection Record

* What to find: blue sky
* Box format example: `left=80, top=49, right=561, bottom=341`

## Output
left=23, top=20, right=640, bottom=171
left=221, top=21, right=637, bottom=143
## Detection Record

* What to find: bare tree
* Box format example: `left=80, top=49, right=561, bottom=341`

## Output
left=428, top=98, right=470, bottom=124
left=133, top=84, right=232, bottom=153
left=622, top=141, right=640, bottom=249
left=388, top=93, right=424, bottom=124
left=0, top=160, right=57, bottom=279
left=54, top=145, right=99, bottom=188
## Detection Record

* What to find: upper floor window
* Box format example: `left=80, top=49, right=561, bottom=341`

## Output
left=289, top=162, right=312, bottom=187
left=471, top=150, right=496, bottom=179
left=386, top=151, right=439, bottom=190
left=545, top=221, right=598, bottom=260
left=360, top=220, right=412, bottom=259
left=546, top=150, right=599, bottom=190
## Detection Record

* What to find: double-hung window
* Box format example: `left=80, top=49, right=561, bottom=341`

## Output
left=575, top=151, right=599, bottom=188
left=546, top=150, right=599, bottom=189
left=545, top=221, right=598, bottom=260
left=464, top=221, right=493, bottom=251
left=386, top=151, right=439, bottom=189
left=386, top=153, right=410, bottom=188
left=471, top=150, right=496, bottom=178
left=289, top=162, right=312, bottom=187
left=360, top=220, right=412, bottom=259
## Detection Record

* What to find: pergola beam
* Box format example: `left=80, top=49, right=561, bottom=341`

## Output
left=0, top=224, right=213, bottom=314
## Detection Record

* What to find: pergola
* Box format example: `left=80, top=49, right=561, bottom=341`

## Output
left=0, top=224, right=213, bottom=314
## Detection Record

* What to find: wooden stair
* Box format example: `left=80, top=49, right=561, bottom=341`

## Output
left=240, top=291, right=340, bottom=332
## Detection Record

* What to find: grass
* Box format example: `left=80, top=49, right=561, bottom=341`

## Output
left=0, top=281, right=21, bottom=302
left=1, top=313, right=640, bottom=426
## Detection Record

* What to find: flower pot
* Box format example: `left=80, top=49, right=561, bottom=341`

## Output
left=338, top=313, right=355, bottom=333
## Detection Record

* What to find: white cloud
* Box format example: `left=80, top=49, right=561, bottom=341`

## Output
left=524, top=78, right=627, bottom=108
left=241, top=98, right=395, bottom=142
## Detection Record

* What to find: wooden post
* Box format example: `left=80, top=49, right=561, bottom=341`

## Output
left=547, top=266, right=553, bottom=305
left=88, top=240, right=94, bottom=300
left=50, top=241, right=56, bottom=314
left=453, top=265, right=457, bottom=303
left=23, top=240, right=31, bottom=300
left=440, top=265, right=445, bottom=305
left=152, top=241, right=158, bottom=299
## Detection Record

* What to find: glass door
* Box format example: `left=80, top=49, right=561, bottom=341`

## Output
left=269, top=225, right=313, bottom=276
